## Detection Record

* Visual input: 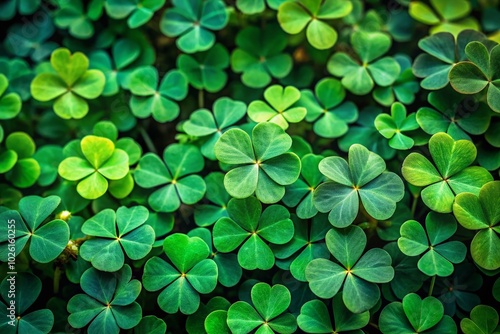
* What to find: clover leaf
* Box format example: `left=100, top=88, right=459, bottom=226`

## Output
left=412, top=30, right=492, bottom=90
left=80, top=206, right=155, bottom=272
left=213, top=196, right=294, bottom=270
left=283, top=154, right=325, bottom=219
left=0, top=0, right=40, bottom=20
left=215, top=122, right=301, bottom=203
left=1, top=132, right=40, bottom=188
left=314, top=144, right=405, bottom=228
left=33, top=145, right=64, bottom=187
left=409, top=0, right=479, bottom=36
left=272, top=214, right=330, bottom=281
left=68, top=265, right=142, bottom=334
left=402, top=132, right=493, bottom=213
left=0, top=273, right=54, bottom=334
left=236, top=0, right=285, bottom=14
left=227, top=282, right=297, bottom=334
left=298, top=78, right=358, bottom=138
left=0, top=195, right=69, bottom=263
left=187, top=296, right=230, bottom=334
left=417, top=88, right=491, bottom=140
left=298, top=295, right=370, bottom=333
left=248, top=85, right=306, bottom=130
left=58, top=135, right=129, bottom=200
left=143, top=233, right=218, bottom=314
left=183, top=97, right=247, bottom=160
left=277, top=0, right=352, bottom=50
left=231, top=25, right=292, bottom=88
left=461, top=305, right=500, bottom=334
left=0, top=57, right=33, bottom=101
left=453, top=181, right=500, bottom=270
left=128, top=66, right=188, bottom=123
left=178, top=43, right=229, bottom=93
left=134, top=144, right=206, bottom=212
left=194, top=172, right=230, bottom=227
left=379, top=293, right=457, bottom=334
left=328, top=31, right=400, bottom=95
left=105, top=0, right=165, bottom=28
left=160, top=0, right=228, bottom=53
left=398, top=212, right=466, bottom=277
left=375, top=102, right=420, bottom=150
left=133, top=316, right=167, bottom=334
left=53, top=0, right=103, bottom=39
left=306, top=225, right=395, bottom=313
left=31, top=48, right=105, bottom=119
left=450, top=42, right=500, bottom=113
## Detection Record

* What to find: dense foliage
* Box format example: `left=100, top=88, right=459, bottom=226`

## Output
left=1, top=0, right=500, bottom=333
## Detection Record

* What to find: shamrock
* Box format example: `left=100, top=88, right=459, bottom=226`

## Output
left=80, top=206, right=155, bottom=272
left=105, top=0, right=165, bottom=28
left=306, top=225, right=395, bottom=313
left=128, top=66, right=188, bottom=123
left=68, top=265, right=142, bottom=334
left=453, top=181, right=500, bottom=270
left=461, top=305, right=500, bottom=334
left=0, top=74, right=21, bottom=123
left=227, top=283, right=297, bottom=333
left=398, top=212, right=467, bottom=277
left=31, top=48, right=105, bottom=119
left=58, top=135, right=129, bottom=200
left=298, top=78, right=358, bottom=138
left=0, top=57, right=33, bottom=101
left=402, top=132, right=493, bottom=213
left=33, top=145, right=64, bottom=187
left=231, top=25, right=292, bottom=88
left=187, top=297, right=230, bottom=334
left=183, top=97, right=247, bottom=160
left=53, top=0, right=103, bottom=39
left=277, top=0, right=353, bottom=49
left=450, top=42, right=500, bottom=113
left=328, top=31, right=400, bottom=95
left=0, top=195, right=69, bottom=263
left=213, top=196, right=294, bottom=270
left=409, top=0, right=479, bottom=36
left=1, top=132, right=41, bottom=188
left=297, top=295, right=369, bottom=333
left=0, top=273, right=54, bottom=333
left=134, top=144, right=206, bottom=212
left=247, top=85, right=306, bottom=130
left=142, top=233, right=218, bottom=314
left=178, top=43, right=229, bottom=93
left=160, top=0, right=228, bottom=53
left=0, top=0, right=40, bottom=20
left=379, top=293, right=457, bottom=334
left=194, top=172, right=231, bottom=227
left=416, top=88, right=491, bottom=140
left=214, top=122, right=301, bottom=203
left=375, top=102, right=420, bottom=150
left=313, top=144, right=405, bottom=228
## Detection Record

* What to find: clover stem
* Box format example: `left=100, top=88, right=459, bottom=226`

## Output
left=359, top=202, right=377, bottom=227
left=428, top=275, right=436, bottom=296
left=198, top=89, right=204, bottom=108
left=54, top=267, right=62, bottom=294
left=369, top=322, right=379, bottom=329
left=411, top=194, right=419, bottom=217
left=139, top=125, right=157, bottom=154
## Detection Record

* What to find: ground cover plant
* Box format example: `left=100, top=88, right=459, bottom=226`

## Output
left=1, top=0, right=500, bottom=333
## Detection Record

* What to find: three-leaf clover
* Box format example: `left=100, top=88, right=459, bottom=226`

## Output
left=134, top=144, right=206, bottom=212
left=128, top=66, right=188, bottom=122
left=0, top=195, right=69, bottom=263
left=227, top=283, right=297, bottom=334
left=160, top=0, right=228, bottom=53
left=402, top=132, right=493, bottom=213
left=105, top=0, right=165, bottom=28
left=58, top=135, right=129, bottom=200
left=143, top=233, right=218, bottom=314
left=80, top=206, right=155, bottom=272
left=183, top=97, right=247, bottom=160
left=379, top=293, right=457, bottom=334
left=298, top=78, right=358, bottom=138
left=453, top=181, right=500, bottom=270
left=398, top=212, right=467, bottom=277
left=461, top=305, right=500, bottom=334
left=248, top=85, right=306, bottom=130
left=450, top=42, right=500, bottom=113
left=231, top=25, right=292, bottom=88
left=305, top=225, right=395, bottom=313
left=1, top=132, right=40, bottom=188
left=277, top=0, right=352, bottom=49
left=328, top=31, right=400, bottom=95
left=375, top=102, right=420, bottom=150
left=0, top=273, right=54, bottom=334
left=213, top=196, right=294, bottom=270
left=53, top=0, right=103, bottom=39
left=68, top=265, right=142, bottom=334
left=31, top=48, right=105, bottom=119
left=314, top=144, right=405, bottom=228
left=215, top=122, right=301, bottom=203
